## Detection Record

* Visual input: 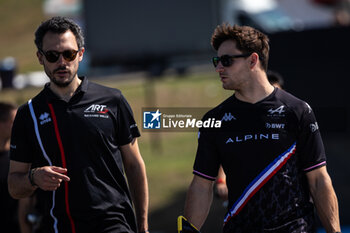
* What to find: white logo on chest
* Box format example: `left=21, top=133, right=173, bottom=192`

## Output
left=84, top=104, right=108, bottom=113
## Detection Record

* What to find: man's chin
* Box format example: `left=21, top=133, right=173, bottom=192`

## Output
left=222, top=83, right=234, bottom=90
left=51, top=78, right=73, bottom=88
left=55, top=82, right=71, bottom=88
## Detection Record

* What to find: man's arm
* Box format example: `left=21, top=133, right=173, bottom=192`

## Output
left=306, top=166, right=341, bottom=233
left=184, top=175, right=214, bottom=230
left=8, top=160, right=70, bottom=199
left=8, top=161, right=37, bottom=198
left=121, top=138, right=149, bottom=232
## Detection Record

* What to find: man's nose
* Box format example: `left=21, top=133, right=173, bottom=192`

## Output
left=215, top=62, right=224, bottom=72
left=56, top=54, right=68, bottom=64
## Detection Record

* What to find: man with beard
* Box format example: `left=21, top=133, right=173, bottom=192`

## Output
left=183, top=24, right=341, bottom=233
left=8, top=16, right=149, bottom=233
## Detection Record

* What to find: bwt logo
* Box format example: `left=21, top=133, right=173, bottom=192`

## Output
left=143, top=109, right=162, bottom=129
left=266, top=123, right=285, bottom=129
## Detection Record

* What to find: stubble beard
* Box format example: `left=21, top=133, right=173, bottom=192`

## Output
left=50, top=73, right=75, bottom=88
left=45, top=66, right=77, bottom=88
left=222, top=80, right=235, bottom=91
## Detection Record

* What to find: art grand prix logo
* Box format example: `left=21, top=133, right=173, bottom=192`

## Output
left=84, top=104, right=109, bottom=118
left=84, top=104, right=109, bottom=114
left=143, top=109, right=162, bottom=129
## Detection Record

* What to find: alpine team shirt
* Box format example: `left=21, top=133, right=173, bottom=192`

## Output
left=193, top=88, right=326, bottom=231
left=10, top=77, right=140, bottom=233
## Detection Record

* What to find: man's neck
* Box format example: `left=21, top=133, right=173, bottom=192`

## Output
left=234, top=72, right=275, bottom=104
left=235, top=85, right=274, bottom=104
left=50, top=76, right=82, bottom=102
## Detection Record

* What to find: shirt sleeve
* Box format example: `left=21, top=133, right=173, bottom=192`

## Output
left=10, top=104, right=37, bottom=163
left=297, top=102, right=327, bottom=172
left=193, top=114, right=220, bottom=181
left=116, top=93, right=140, bottom=146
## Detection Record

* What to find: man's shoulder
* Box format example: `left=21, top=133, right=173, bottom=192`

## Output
left=17, top=89, right=46, bottom=115
left=86, top=81, right=124, bottom=100
left=275, top=88, right=311, bottom=116
left=88, top=81, right=122, bottom=94
left=276, top=89, right=308, bottom=108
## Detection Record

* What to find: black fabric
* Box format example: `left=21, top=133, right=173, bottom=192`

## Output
left=10, top=77, right=140, bottom=233
left=0, top=150, right=20, bottom=233
left=193, top=88, right=326, bottom=232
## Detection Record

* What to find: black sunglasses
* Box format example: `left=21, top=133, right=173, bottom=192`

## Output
left=212, top=53, right=251, bottom=67
left=40, top=49, right=80, bottom=63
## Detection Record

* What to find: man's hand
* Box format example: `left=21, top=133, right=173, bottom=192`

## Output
left=8, top=161, right=70, bottom=199
left=32, top=166, right=70, bottom=191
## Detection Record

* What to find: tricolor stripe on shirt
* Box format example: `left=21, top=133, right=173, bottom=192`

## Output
left=224, top=142, right=297, bottom=224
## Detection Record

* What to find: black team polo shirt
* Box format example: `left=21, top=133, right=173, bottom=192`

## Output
left=10, top=77, right=140, bottom=233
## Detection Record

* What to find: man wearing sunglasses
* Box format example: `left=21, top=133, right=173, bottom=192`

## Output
left=8, top=16, right=149, bottom=233
left=184, top=24, right=341, bottom=232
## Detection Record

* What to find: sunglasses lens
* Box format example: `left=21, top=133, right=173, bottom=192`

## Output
left=63, top=50, right=78, bottom=61
left=221, top=55, right=232, bottom=67
left=212, top=57, right=219, bottom=67
left=45, top=51, right=60, bottom=63
left=212, top=56, right=234, bottom=67
left=43, top=50, right=79, bottom=63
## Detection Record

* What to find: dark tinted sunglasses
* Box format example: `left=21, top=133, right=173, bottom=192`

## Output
left=212, top=53, right=251, bottom=67
left=40, top=49, right=80, bottom=63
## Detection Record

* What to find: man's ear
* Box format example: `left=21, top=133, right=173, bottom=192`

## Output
left=37, top=51, right=44, bottom=65
left=78, top=47, right=85, bottom=62
left=249, top=52, right=259, bottom=69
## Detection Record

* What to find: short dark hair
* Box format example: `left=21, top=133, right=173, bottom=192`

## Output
left=0, top=102, right=16, bottom=122
left=267, top=70, right=284, bottom=89
left=211, top=23, right=270, bottom=71
left=34, top=16, right=84, bottom=51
